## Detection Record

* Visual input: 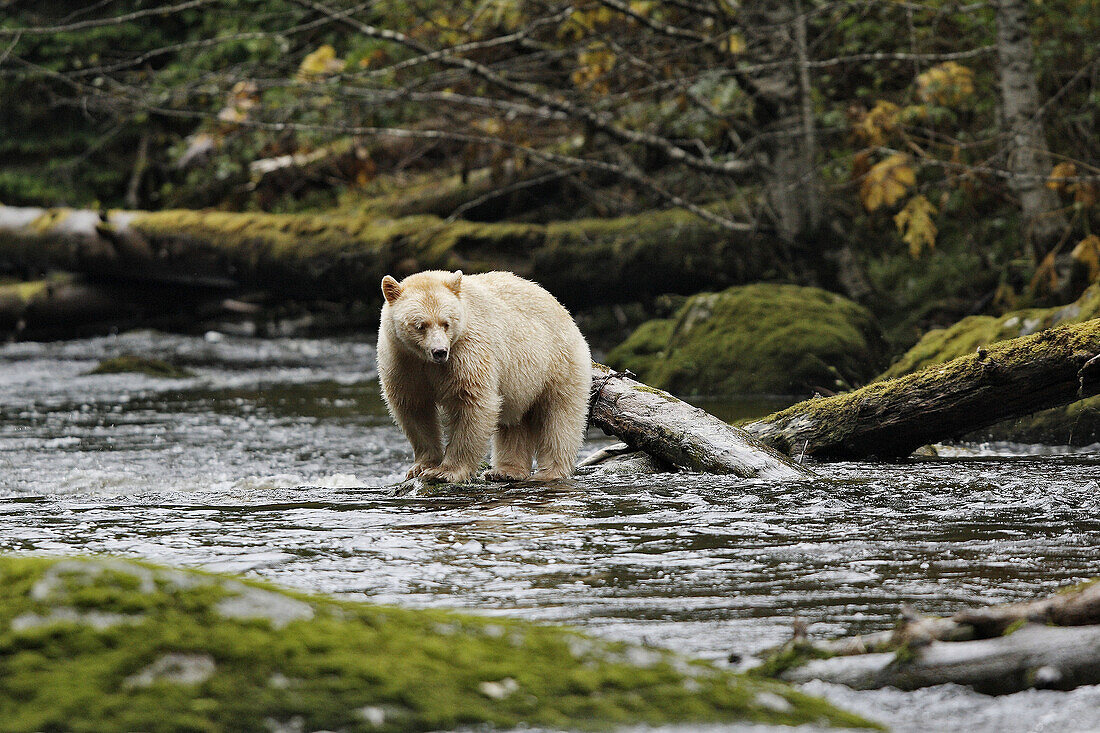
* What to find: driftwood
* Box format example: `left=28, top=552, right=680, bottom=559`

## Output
left=588, top=363, right=811, bottom=479
left=781, top=624, right=1100, bottom=695
left=744, top=319, right=1100, bottom=459
left=762, top=580, right=1100, bottom=694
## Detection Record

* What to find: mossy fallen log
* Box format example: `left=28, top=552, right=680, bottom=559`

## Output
left=0, top=555, right=877, bottom=732
left=880, top=283, right=1100, bottom=445
left=0, top=204, right=779, bottom=309
left=759, top=580, right=1100, bottom=695
left=743, top=318, right=1100, bottom=459
left=0, top=272, right=258, bottom=340
left=589, top=363, right=812, bottom=479
left=0, top=275, right=169, bottom=339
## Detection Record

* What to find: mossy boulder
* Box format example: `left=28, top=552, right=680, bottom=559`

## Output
left=605, top=284, right=889, bottom=396
left=880, top=283, right=1100, bottom=445
left=0, top=556, right=875, bottom=732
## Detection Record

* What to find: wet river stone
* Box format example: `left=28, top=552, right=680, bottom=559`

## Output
left=606, top=284, right=888, bottom=396
left=0, top=555, right=873, bottom=732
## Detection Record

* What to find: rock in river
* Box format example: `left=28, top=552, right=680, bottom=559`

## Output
left=0, top=555, right=875, bottom=732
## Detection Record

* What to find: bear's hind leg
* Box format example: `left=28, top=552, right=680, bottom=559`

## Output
left=484, top=422, right=534, bottom=482
left=530, top=388, right=587, bottom=482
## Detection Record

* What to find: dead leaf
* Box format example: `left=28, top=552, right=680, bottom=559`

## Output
left=894, top=195, right=938, bottom=257
left=917, top=62, right=974, bottom=106
left=1047, top=161, right=1076, bottom=192
left=1072, top=235, right=1100, bottom=282
left=860, top=153, right=916, bottom=211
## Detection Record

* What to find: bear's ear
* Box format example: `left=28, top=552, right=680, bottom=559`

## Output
left=381, top=275, right=403, bottom=304
left=445, top=270, right=462, bottom=296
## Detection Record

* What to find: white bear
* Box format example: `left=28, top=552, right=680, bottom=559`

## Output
left=377, top=270, right=591, bottom=483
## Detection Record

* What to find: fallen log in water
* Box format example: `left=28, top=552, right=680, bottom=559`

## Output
left=780, top=624, right=1100, bottom=695
left=0, top=274, right=238, bottom=339
left=588, top=363, right=811, bottom=479
left=744, top=319, right=1100, bottom=459
left=759, top=579, right=1100, bottom=694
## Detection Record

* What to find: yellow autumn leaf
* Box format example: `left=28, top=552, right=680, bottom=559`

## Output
left=298, top=45, right=344, bottom=79
left=725, top=33, right=745, bottom=55
left=1047, top=161, right=1076, bottom=192
left=855, top=101, right=900, bottom=146
left=1072, top=235, right=1100, bottom=282
left=894, top=195, right=938, bottom=257
left=571, top=43, right=617, bottom=92
left=860, top=153, right=916, bottom=211
left=916, top=61, right=974, bottom=106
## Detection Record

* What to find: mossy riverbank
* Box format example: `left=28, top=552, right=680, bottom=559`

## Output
left=0, top=555, right=877, bottom=732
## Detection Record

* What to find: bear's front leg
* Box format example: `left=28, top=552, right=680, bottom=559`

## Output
left=421, top=392, right=499, bottom=484
left=384, top=390, right=444, bottom=480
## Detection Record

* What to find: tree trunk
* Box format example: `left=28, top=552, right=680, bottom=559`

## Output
left=588, top=363, right=811, bottom=479
left=744, top=318, right=1100, bottom=459
left=0, top=204, right=780, bottom=309
left=740, top=0, right=823, bottom=242
left=995, top=0, right=1066, bottom=248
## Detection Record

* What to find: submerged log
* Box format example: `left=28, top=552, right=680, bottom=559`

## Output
left=761, top=579, right=1100, bottom=694
left=0, top=204, right=778, bottom=309
left=588, top=363, right=811, bottom=479
left=744, top=319, right=1100, bottom=459
left=781, top=624, right=1100, bottom=695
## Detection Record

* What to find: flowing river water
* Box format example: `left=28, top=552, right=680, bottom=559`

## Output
left=2, top=331, right=1099, bottom=732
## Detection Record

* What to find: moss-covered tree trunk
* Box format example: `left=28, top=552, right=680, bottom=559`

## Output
left=0, top=204, right=783, bottom=309
left=744, top=319, right=1100, bottom=459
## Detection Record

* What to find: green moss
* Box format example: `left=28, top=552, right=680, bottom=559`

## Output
left=128, top=204, right=781, bottom=309
left=606, top=284, right=888, bottom=396
left=631, top=382, right=679, bottom=401
left=881, top=283, right=1100, bottom=379
left=751, top=643, right=837, bottom=679
left=608, top=319, right=675, bottom=378
left=88, top=355, right=194, bottom=379
left=0, top=280, right=50, bottom=303
left=0, top=556, right=876, bottom=732
left=30, top=209, right=71, bottom=233
left=1056, top=577, right=1100, bottom=595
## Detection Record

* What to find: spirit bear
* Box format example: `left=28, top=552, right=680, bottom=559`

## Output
left=377, top=270, right=592, bottom=483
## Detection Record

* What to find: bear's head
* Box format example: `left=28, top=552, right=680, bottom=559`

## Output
left=381, top=270, right=465, bottom=364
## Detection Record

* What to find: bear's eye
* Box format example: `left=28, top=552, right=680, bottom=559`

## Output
left=415, top=323, right=425, bottom=331
left=442, top=321, right=450, bottom=330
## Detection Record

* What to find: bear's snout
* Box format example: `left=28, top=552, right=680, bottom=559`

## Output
left=431, top=347, right=449, bottom=363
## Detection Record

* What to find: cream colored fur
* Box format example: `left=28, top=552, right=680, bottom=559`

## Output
left=377, top=270, right=592, bottom=483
